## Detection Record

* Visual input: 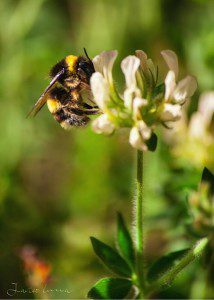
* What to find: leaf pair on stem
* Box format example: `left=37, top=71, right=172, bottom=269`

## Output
left=88, top=213, right=135, bottom=299
left=88, top=167, right=213, bottom=299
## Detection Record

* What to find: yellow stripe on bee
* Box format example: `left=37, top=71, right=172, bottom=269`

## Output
left=66, top=55, right=78, bottom=72
left=47, top=98, right=60, bottom=113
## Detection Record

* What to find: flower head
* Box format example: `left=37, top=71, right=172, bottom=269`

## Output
left=164, top=91, right=214, bottom=169
left=90, top=49, right=197, bottom=151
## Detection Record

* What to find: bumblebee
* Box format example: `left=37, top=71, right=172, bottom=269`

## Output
left=28, top=49, right=99, bottom=129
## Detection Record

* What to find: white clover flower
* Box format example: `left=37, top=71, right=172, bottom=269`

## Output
left=161, top=50, right=179, bottom=79
left=129, top=121, right=152, bottom=151
left=164, top=71, right=176, bottom=101
left=121, top=55, right=140, bottom=89
left=188, top=112, right=206, bottom=139
left=123, top=88, right=142, bottom=111
left=138, top=120, right=152, bottom=140
left=135, top=50, right=148, bottom=73
left=189, top=91, right=214, bottom=139
left=173, top=76, right=198, bottom=103
left=135, top=50, right=157, bottom=85
left=90, top=49, right=198, bottom=152
left=90, top=51, right=120, bottom=135
left=129, top=127, right=148, bottom=151
left=92, top=50, right=118, bottom=86
left=161, top=103, right=182, bottom=122
left=133, top=97, right=148, bottom=121
left=92, top=114, right=115, bottom=135
left=90, top=72, right=109, bottom=111
left=121, top=55, right=142, bottom=109
left=163, top=91, right=214, bottom=169
left=198, top=91, right=214, bottom=126
left=161, top=50, right=197, bottom=104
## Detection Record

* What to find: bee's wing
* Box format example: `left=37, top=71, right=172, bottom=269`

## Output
left=27, top=94, right=48, bottom=118
left=27, top=69, right=65, bottom=118
left=79, top=82, right=97, bottom=107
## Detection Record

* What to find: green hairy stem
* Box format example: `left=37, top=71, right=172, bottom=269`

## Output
left=156, top=237, right=208, bottom=289
left=135, top=150, right=146, bottom=296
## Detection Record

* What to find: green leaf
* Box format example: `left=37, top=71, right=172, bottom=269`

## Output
left=201, top=167, right=214, bottom=195
left=117, top=213, right=135, bottom=267
left=147, top=249, right=190, bottom=282
left=90, top=237, right=132, bottom=277
left=147, top=133, right=158, bottom=152
left=87, top=277, right=132, bottom=299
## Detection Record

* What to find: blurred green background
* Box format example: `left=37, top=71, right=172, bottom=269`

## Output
left=0, top=0, right=213, bottom=298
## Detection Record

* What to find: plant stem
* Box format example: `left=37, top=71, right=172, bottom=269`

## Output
left=205, top=235, right=214, bottom=298
left=155, top=237, right=208, bottom=289
left=135, top=150, right=146, bottom=297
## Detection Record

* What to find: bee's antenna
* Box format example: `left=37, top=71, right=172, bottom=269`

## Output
left=83, top=48, right=95, bottom=72
left=83, top=48, right=91, bottom=61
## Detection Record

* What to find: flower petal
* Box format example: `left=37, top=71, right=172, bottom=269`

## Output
left=164, top=70, right=176, bottom=100
left=135, top=50, right=156, bottom=84
left=138, top=120, right=152, bottom=140
left=121, top=55, right=140, bottom=88
left=133, top=97, right=148, bottom=120
left=92, top=114, right=115, bottom=135
left=129, top=127, right=148, bottom=151
left=123, top=86, right=141, bottom=109
left=173, top=76, right=197, bottom=103
left=188, top=112, right=206, bottom=139
left=90, top=72, right=109, bottom=110
left=198, top=91, right=214, bottom=126
left=92, top=50, right=118, bottom=84
left=161, top=50, right=179, bottom=79
left=161, top=103, right=182, bottom=122
left=147, top=58, right=156, bottom=82
left=135, top=50, right=149, bottom=75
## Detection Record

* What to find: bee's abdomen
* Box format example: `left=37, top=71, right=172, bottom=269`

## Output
left=47, top=85, right=90, bottom=129
left=54, top=108, right=89, bottom=129
left=49, top=86, right=70, bottom=104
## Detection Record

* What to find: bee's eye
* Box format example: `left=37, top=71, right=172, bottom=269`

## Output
left=78, top=59, right=95, bottom=78
left=79, top=61, right=88, bottom=69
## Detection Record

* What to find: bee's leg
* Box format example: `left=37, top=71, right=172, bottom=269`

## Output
left=65, top=114, right=90, bottom=127
left=68, top=107, right=100, bottom=115
left=83, top=103, right=99, bottom=109
left=83, top=109, right=100, bottom=115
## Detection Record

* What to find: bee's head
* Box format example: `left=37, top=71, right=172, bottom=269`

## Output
left=49, top=50, right=94, bottom=85
left=77, top=56, right=95, bottom=82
